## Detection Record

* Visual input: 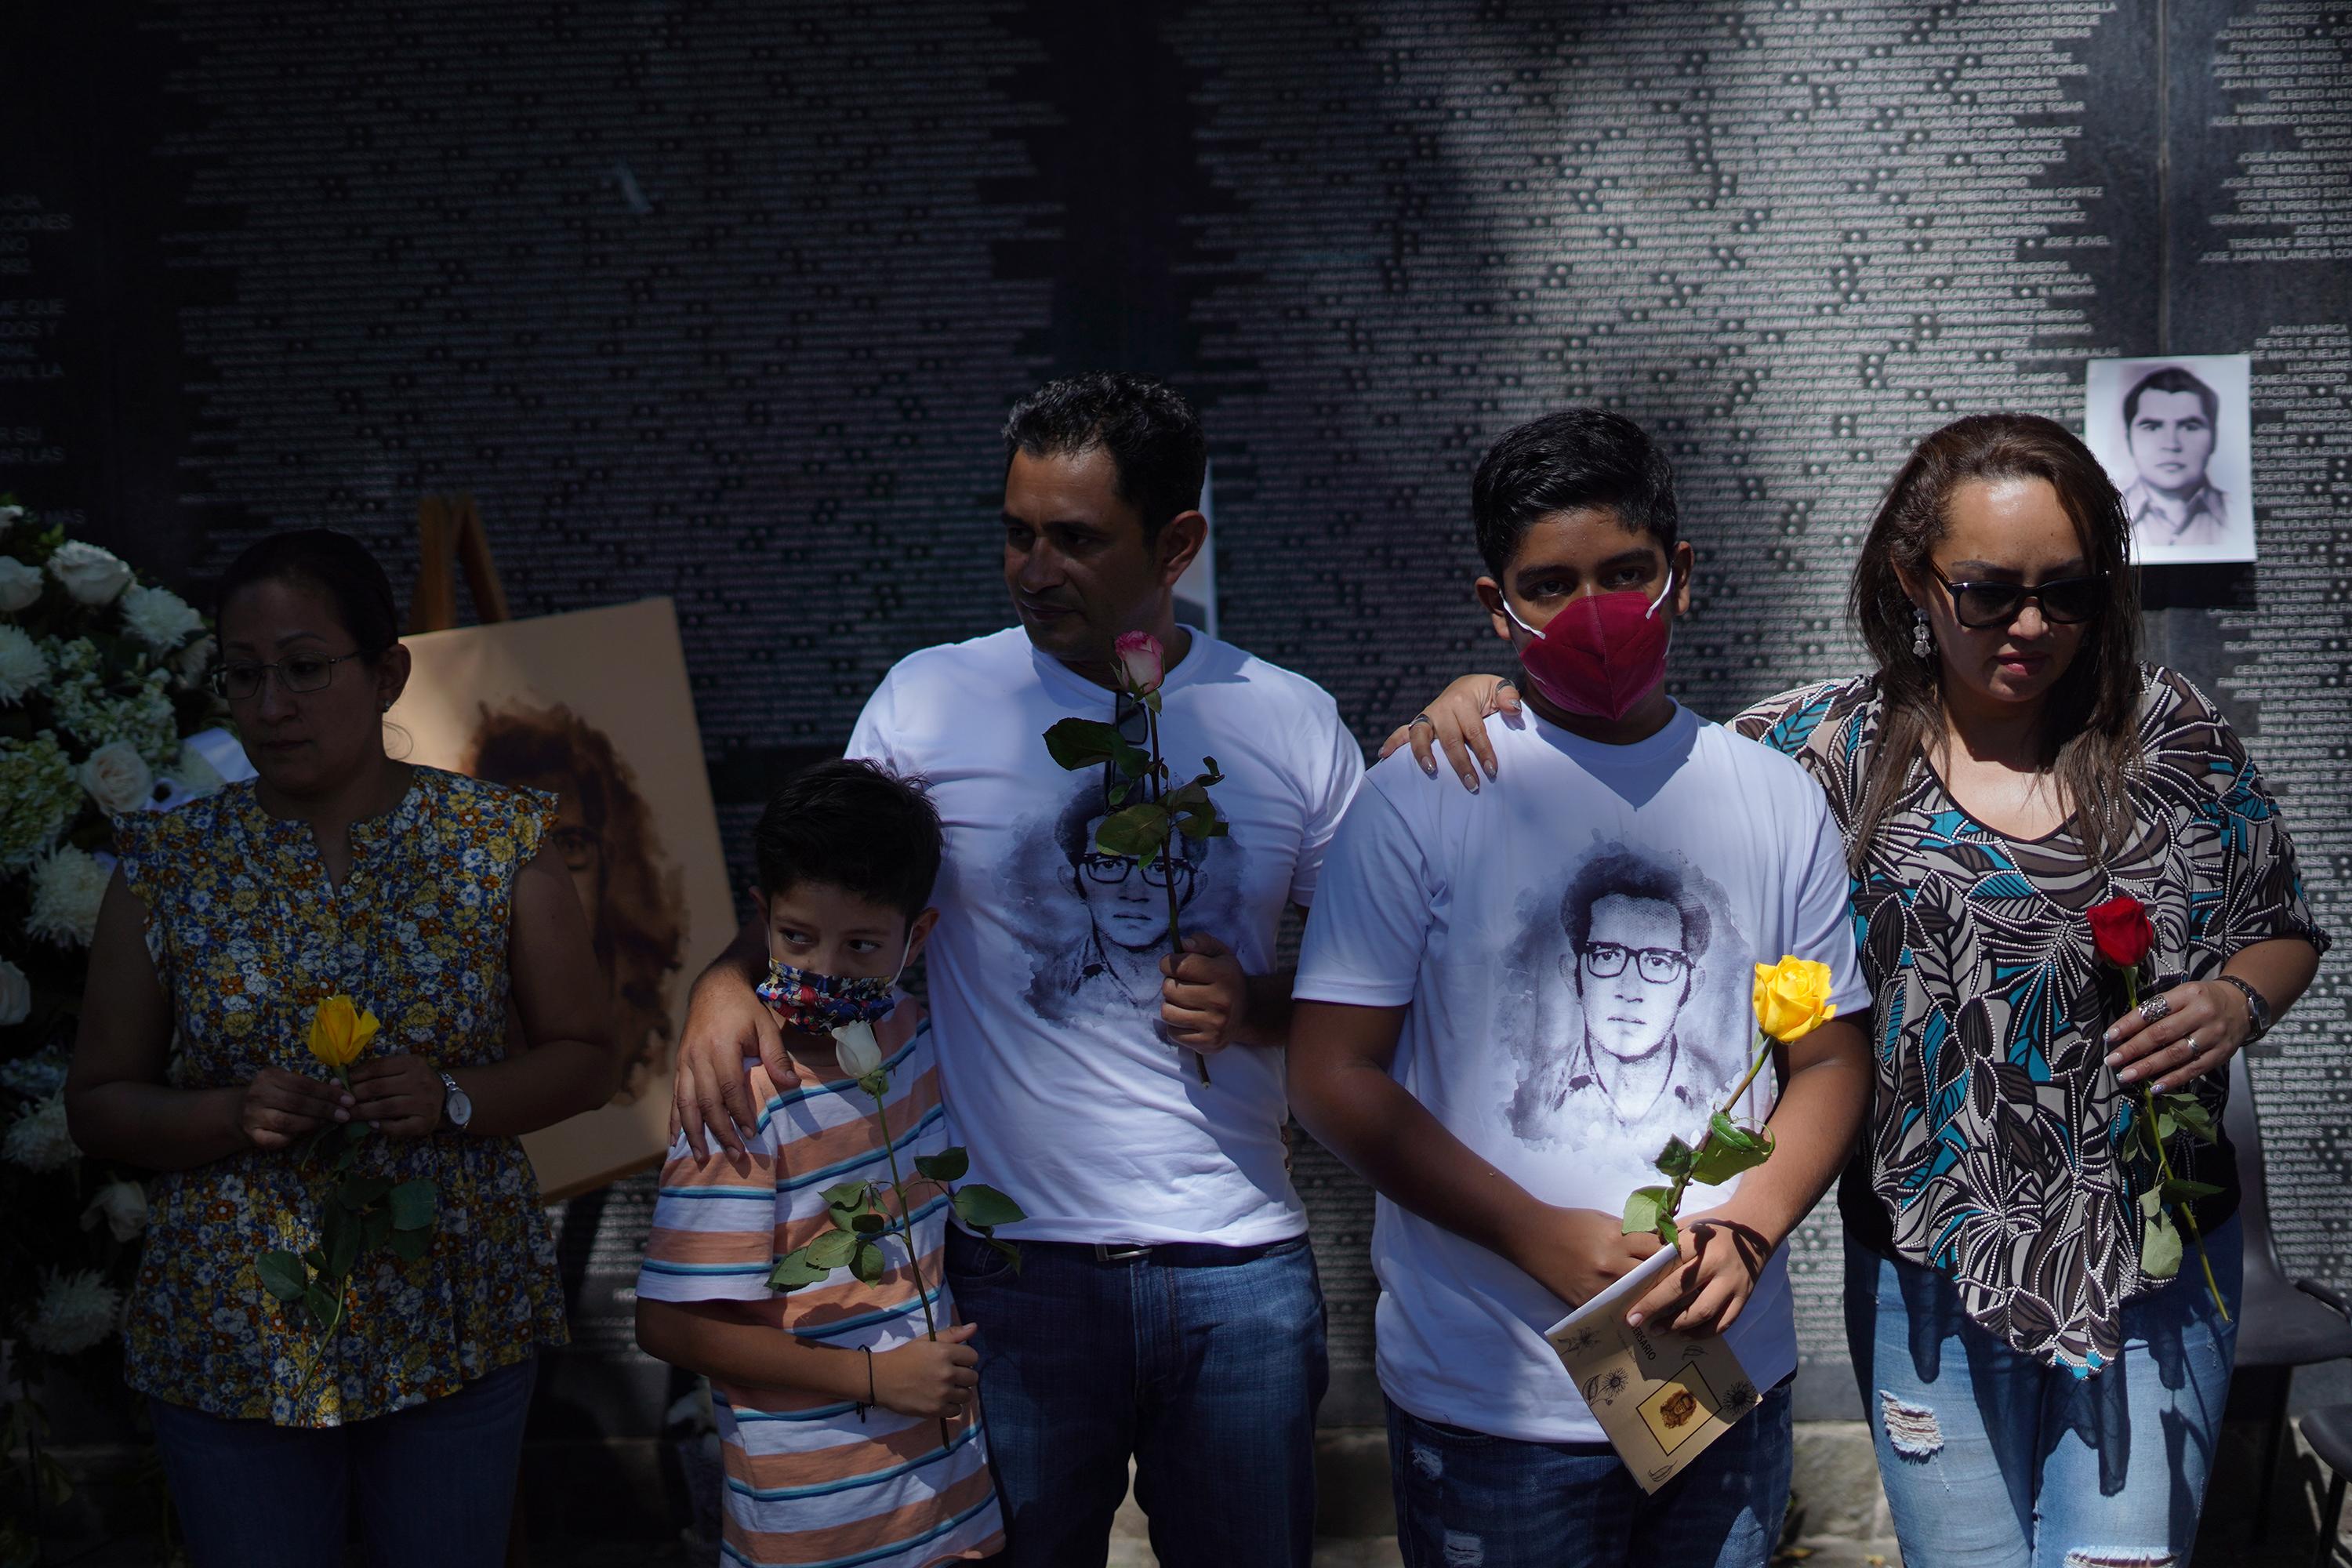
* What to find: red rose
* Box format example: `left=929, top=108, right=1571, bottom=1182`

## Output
left=2086, top=895, right=2154, bottom=970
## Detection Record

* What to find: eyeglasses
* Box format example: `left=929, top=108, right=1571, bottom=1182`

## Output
left=1927, top=564, right=2107, bottom=631
left=1079, top=851, right=1197, bottom=898
left=1581, top=942, right=1690, bottom=983
left=213, top=650, right=368, bottom=701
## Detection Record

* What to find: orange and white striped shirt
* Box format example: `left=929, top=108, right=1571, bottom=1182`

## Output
left=637, top=998, right=1003, bottom=1568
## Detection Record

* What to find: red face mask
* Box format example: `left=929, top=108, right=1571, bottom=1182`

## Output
left=1498, top=570, right=1678, bottom=723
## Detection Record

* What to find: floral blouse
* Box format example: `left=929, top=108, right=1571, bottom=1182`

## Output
left=113, top=767, right=569, bottom=1425
left=1738, top=667, right=2328, bottom=1374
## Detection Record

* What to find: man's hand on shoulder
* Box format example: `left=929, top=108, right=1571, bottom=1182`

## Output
left=671, top=964, right=787, bottom=1161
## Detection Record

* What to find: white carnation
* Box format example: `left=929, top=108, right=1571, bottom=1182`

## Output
left=0, top=557, right=40, bottom=613
left=78, top=739, right=155, bottom=815
left=119, top=583, right=205, bottom=652
left=26, top=1270, right=122, bottom=1357
left=0, top=958, right=27, bottom=1027
left=0, top=624, right=45, bottom=704
left=47, top=541, right=134, bottom=606
left=4, top=1094, right=78, bottom=1172
left=82, top=1180, right=150, bottom=1243
left=0, top=1049, right=64, bottom=1099
left=27, top=844, right=110, bottom=946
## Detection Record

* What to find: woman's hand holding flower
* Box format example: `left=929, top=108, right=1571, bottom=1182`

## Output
left=238, top=1066, right=353, bottom=1151
left=347, top=1054, right=447, bottom=1138
left=2101, top=979, right=2252, bottom=1093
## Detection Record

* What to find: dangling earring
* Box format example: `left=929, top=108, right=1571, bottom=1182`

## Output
left=1911, top=608, right=1933, bottom=660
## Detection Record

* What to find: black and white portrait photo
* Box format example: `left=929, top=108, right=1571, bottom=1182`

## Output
left=2084, top=354, right=2257, bottom=565
left=1498, top=840, right=1754, bottom=1156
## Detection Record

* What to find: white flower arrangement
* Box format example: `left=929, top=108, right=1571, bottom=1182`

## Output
left=78, top=739, right=157, bottom=816
left=25, top=1269, right=123, bottom=1356
left=82, top=1179, right=149, bottom=1242
left=0, top=622, right=46, bottom=702
left=0, top=734, right=81, bottom=868
left=0, top=959, right=28, bottom=1027
left=0, top=556, right=41, bottom=612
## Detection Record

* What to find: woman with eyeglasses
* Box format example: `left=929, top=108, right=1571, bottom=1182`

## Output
left=1386, top=413, right=2325, bottom=1566
left=64, top=528, right=622, bottom=1568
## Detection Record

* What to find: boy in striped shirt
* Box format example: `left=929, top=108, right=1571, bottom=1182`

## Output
left=636, top=760, right=1003, bottom=1567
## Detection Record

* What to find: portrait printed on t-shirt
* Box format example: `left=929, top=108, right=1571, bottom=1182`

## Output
left=2083, top=353, right=2256, bottom=566
left=1497, top=838, right=1755, bottom=1156
left=1012, top=772, right=1254, bottom=1029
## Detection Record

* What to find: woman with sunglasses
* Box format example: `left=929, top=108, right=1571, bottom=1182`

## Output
left=1386, top=413, right=2325, bottom=1566
left=64, top=529, right=622, bottom=1568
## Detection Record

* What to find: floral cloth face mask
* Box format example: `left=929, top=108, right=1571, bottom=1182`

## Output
left=756, top=942, right=909, bottom=1034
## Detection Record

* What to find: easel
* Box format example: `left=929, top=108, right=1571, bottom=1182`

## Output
left=410, top=493, right=510, bottom=633
left=410, top=495, right=532, bottom=1568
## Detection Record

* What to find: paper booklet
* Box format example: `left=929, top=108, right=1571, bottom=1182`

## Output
left=1543, top=1243, right=1762, bottom=1494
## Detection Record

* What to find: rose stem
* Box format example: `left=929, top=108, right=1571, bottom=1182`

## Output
left=2122, top=967, right=2230, bottom=1323
left=869, top=1083, right=956, bottom=1450
left=1146, top=703, right=1211, bottom=1086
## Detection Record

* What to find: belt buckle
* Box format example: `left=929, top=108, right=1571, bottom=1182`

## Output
left=1094, top=1243, right=1152, bottom=1264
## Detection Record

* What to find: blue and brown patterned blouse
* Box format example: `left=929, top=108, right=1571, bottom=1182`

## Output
left=112, top=767, right=569, bottom=1425
left=1739, top=667, right=2328, bottom=1373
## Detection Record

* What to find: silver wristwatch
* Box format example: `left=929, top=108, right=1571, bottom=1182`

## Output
left=438, top=1069, right=474, bottom=1131
left=2214, top=974, right=2272, bottom=1043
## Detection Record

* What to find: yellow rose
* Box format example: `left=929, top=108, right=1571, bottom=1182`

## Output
left=306, top=994, right=380, bottom=1071
left=1751, top=956, right=1836, bottom=1043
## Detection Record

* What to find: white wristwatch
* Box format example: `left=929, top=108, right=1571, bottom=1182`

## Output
left=438, top=1069, right=473, bottom=1131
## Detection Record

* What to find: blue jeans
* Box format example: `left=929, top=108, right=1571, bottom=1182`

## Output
left=1384, top=1383, right=1795, bottom=1568
left=149, top=1356, right=537, bottom=1568
left=943, top=1225, right=1327, bottom=1568
left=1846, top=1217, right=2242, bottom=1568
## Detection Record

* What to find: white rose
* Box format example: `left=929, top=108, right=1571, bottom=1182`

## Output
left=832, top=1020, right=886, bottom=1081
left=82, top=1180, right=150, bottom=1243
left=3, top=1094, right=78, bottom=1172
left=119, top=583, right=205, bottom=652
left=0, top=624, right=45, bottom=704
left=0, top=959, right=27, bottom=1026
left=78, top=739, right=155, bottom=815
left=46, top=541, right=134, bottom=606
left=27, top=844, right=110, bottom=947
left=0, top=557, right=40, bottom=612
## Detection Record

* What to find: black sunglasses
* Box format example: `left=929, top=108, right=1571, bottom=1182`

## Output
left=1927, top=564, right=2107, bottom=630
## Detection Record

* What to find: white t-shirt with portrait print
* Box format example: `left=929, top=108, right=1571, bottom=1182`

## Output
left=1293, top=701, right=1868, bottom=1444
left=847, top=625, right=1363, bottom=1247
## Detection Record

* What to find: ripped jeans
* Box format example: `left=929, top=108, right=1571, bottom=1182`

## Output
left=1383, top=1383, right=1793, bottom=1568
left=1846, top=1217, right=2241, bottom=1568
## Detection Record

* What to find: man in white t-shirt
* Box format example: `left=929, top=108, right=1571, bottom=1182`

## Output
left=671, top=373, right=1363, bottom=1566
left=1290, top=410, right=1868, bottom=1568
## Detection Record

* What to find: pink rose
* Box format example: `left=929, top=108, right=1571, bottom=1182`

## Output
left=1113, top=630, right=1164, bottom=695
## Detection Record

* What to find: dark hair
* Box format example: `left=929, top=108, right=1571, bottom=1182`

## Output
left=1559, top=848, right=1711, bottom=961
left=1848, top=413, right=2143, bottom=871
left=2122, top=367, right=2219, bottom=429
left=1471, top=410, right=1679, bottom=576
left=1003, top=372, right=1207, bottom=543
left=214, top=528, right=401, bottom=657
left=753, top=759, right=942, bottom=922
left=467, top=702, right=685, bottom=1104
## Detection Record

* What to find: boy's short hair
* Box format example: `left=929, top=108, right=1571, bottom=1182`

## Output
left=1471, top=409, right=1679, bottom=576
left=753, top=759, right=942, bottom=921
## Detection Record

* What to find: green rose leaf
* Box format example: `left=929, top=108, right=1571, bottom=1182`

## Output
left=337, top=1175, right=392, bottom=1212
left=1044, top=718, right=1148, bottom=776
left=387, top=1179, right=437, bottom=1232
left=768, top=1247, right=830, bottom=1292
left=988, top=1236, right=1025, bottom=1275
left=2156, top=1110, right=2178, bottom=1142
left=803, top=1229, right=858, bottom=1269
left=915, top=1147, right=970, bottom=1183
left=1092, top=803, right=1171, bottom=859
left=849, top=1240, right=886, bottom=1284
left=363, top=1208, right=394, bottom=1250
left=1653, top=1138, right=1697, bottom=1180
left=1657, top=1214, right=1681, bottom=1251
left=2168, top=1098, right=2218, bottom=1143
left=256, top=1250, right=310, bottom=1303
left=322, top=1209, right=363, bottom=1282
left=822, top=1180, right=874, bottom=1211
left=2140, top=1204, right=2183, bottom=1279
left=2163, top=1177, right=2225, bottom=1203
left=953, top=1184, right=1027, bottom=1229
left=1690, top=1123, right=1776, bottom=1187
left=1621, top=1185, right=1674, bottom=1237
left=851, top=1210, right=888, bottom=1236
left=389, top=1227, right=430, bottom=1265
left=303, top=1283, right=340, bottom=1330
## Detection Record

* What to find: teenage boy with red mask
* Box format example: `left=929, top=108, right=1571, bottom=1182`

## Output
left=1288, top=410, right=1870, bottom=1568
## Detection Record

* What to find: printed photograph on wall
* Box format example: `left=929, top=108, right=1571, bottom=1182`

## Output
left=2084, top=354, right=2257, bottom=566
left=391, top=597, right=734, bottom=1197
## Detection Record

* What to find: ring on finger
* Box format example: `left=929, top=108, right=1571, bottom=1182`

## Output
left=1410, top=713, right=1436, bottom=730
left=2138, top=995, right=2173, bottom=1024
